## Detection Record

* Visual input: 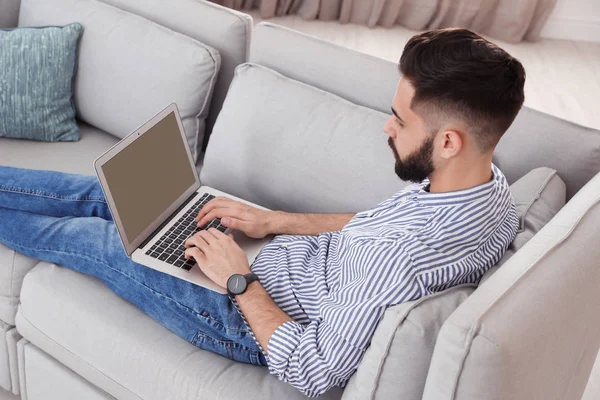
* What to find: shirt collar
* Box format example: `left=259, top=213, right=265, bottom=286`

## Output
left=413, top=164, right=500, bottom=207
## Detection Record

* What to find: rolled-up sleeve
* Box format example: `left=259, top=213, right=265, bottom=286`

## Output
left=267, top=319, right=364, bottom=398
left=266, top=242, right=422, bottom=397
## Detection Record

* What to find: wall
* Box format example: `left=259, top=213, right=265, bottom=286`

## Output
left=540, top=0, right=600, bottom=43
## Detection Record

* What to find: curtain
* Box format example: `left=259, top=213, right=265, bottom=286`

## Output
left=210, top=0, right=557, bottom=43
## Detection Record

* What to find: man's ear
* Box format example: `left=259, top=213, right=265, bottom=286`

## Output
left=439, top=130, right=463, bottom=159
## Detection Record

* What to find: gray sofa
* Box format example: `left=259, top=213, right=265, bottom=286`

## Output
left=1, top=0, right=600, bottom=399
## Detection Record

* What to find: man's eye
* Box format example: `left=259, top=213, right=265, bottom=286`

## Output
left=394, top=118, right=403, bottom=128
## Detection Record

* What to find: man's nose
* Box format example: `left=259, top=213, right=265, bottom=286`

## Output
left=383, top=118, right=395, bottom=139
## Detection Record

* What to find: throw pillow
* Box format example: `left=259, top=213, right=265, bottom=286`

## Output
left=0, top=23, right=83, bottom=141
left=480, top=166, right=566, bottom=284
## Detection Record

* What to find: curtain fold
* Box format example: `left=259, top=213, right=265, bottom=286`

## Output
left=209, top=0, right=557, bottom=43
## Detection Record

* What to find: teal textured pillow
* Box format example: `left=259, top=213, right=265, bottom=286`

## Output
left=0, top=23, right=83, bottom=141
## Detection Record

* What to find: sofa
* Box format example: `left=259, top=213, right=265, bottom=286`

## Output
left=1, top=0, right=600, bottom=399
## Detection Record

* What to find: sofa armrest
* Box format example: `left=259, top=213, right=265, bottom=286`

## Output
left=0, top=0, right=20, bottom=28
left=423, top=170, right=600, bottom=400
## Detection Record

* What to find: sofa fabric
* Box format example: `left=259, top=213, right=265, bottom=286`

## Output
left=0, top=23, right=82, bottom=142
left=0, top=321, right=11, bottom=391
left=18, top=0, right=221, bottom=168
left=0, top=0, right=19, bottom=28
left=250, top=22, right=600, bottom=200
left=0, top=122, right=118, bottom=175
left=98, top=0, right=252, bottom=149
left=6, top=327, right=20, bottom=395
left=494, top=109, right=600, bottom=200
left=250, top=23, right=398, bottom=115
left=342, top=166, right=566, bottom=400
left=15, top=263, right=343, bottom=400
left=0, top=122, right=118, bottom=326
left=342, top=285, right=475, bottom=400
left=202, top=63, right=407, bottom=213
left=0, top=246, right=38, bottom=327
left=18, top=339, right=115, bottom=400
left=423, top=171, right=600, bottom=400
left=481, top=167, right=566, bottom=283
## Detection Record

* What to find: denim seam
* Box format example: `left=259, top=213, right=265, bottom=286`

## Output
left=0, top=186, right=106, bottom=202
left=0, top=234, right=212, bottom=323
left=193, top=330, right=259, bottom=355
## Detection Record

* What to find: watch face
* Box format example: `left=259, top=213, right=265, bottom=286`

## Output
left=228, top=274, right=247, bottom=295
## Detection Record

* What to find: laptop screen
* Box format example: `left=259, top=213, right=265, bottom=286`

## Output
left=100, top=111, right=196, bottom=243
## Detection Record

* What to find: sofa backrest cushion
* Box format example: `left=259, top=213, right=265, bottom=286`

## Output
left=249, top=22, right=600, bottom=200
left=0, top=0, right=20, bottom=28
left=341, top=166, right=567, bottom=400
left=481, top=167, right=566, bottom=284
left=201, top=63, right=407, bottom=213
left=493, top=109, right=600, bottom=200
left=98, top=0, right=251, bottom=147
left=422, top=171, right=600, bottom=400
left=250, top=22, right=398, bottom=115
left=18, top=0, right=220, bottom=169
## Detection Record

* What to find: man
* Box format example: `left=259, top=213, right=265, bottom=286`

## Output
left=0, top=28, right=523, bottom=397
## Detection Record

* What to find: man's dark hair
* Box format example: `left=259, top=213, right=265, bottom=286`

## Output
left=399, top=28, right=526, bottom=152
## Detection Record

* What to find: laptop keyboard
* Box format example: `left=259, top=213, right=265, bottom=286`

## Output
left=144, top=193, right=227, bottom=271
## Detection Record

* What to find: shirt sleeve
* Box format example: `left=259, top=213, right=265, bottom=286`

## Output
left=266, top=240, right=423, bottom=397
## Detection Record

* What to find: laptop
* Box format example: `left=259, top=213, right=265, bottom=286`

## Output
left=94, top=103, right=273, bottom=294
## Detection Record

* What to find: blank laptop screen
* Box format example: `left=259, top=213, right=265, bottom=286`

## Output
left=101, top=111, right=196, bottom=243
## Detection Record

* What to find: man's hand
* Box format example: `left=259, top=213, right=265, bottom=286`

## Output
left=184, top=228, right=251, bottom=289
left=195, top=197, right=272, bottom=239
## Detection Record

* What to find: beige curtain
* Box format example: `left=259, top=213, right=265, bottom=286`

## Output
left=210, top=0, right=557, bottom=43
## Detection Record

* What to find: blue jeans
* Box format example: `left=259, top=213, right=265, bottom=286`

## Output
left=0, top=166, right=267, bottom=366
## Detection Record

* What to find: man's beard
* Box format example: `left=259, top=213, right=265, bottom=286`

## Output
left=388, top=136, right=435, bottom=183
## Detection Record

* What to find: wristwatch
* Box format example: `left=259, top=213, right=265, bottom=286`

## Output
left=227, top=273, right=259, bottom=296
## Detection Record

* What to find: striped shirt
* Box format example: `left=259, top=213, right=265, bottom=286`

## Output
left=247, top=163, right=518, bottom=397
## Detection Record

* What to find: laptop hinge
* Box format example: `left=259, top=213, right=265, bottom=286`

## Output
left=138, top=191, right=198, bottom=250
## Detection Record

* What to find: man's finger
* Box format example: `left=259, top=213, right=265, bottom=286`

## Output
left=195, top=197, right=236, bottom=221
left=184, top=231, right=210, bottom=249
left=184, top=247, right=206, bottom=263
left=197, top=207, right=244, bottom=228
left=221, top=217, right=250, bottom=232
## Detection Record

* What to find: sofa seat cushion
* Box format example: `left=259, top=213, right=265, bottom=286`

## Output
left=0, top=123, right=118, bottom=326
left=15, top=262, right=343, bottom=400
left=0, top=122, right=119, bottom=175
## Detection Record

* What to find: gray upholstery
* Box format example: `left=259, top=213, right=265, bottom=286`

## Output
left=0, top=0, right=19, bottom=28
left=99, top=0, right=252, bottom=148
left=18, top=339, right=114, bottom=400
left=343, top=167, right=567, bottom=400
left=0, top=123, right=118, bottom=328
left=250, top=23, right=398, bottom=115
left=481, top=167, right=567, bottom=283
left=250, top=22, right=600, bottom=200
left=582, top=350, right=600, bottom=400
left=0, top=321, right=10, bottom=391
left=342, top=285, right=475, bottom=400
left=0, top=246, right=37, bottom=327
left=494, top=109, right=600, bottom=200
left=202, top=63, right=407, bottom=213
left=6, top=328, right=20, bottom=395
left=1, top=2, right=599, bottom=398
left=15, top=263, right=343, bottom=400
left=0, top=122, right=118, bottom=175
left=19, top=0, right=221, bottom=168
left=0, top=323, right=20, bottom=394
left=423, top=171, right=600, bottom=400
